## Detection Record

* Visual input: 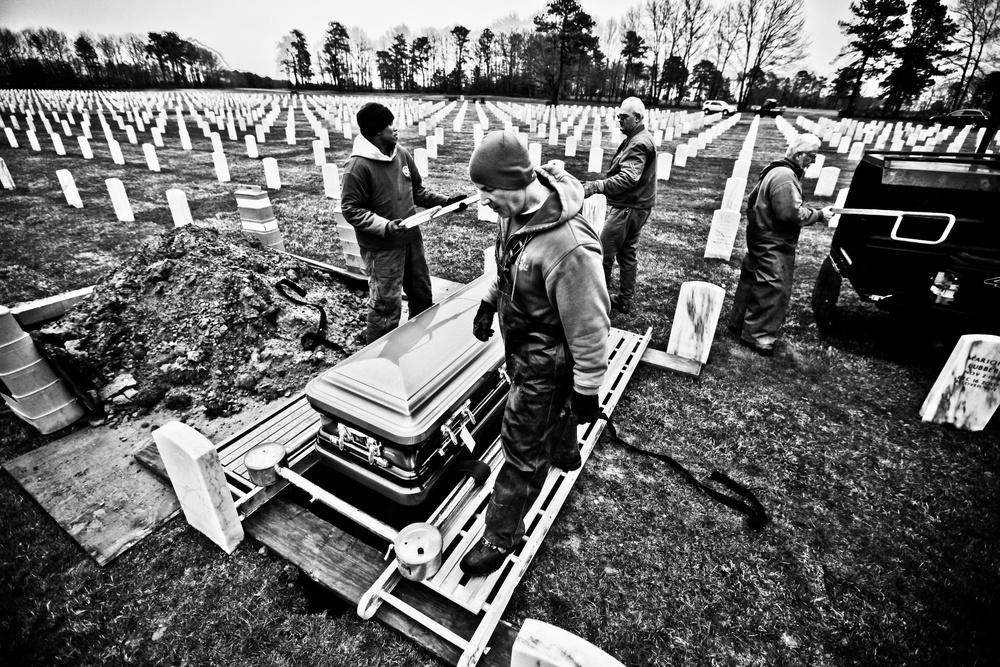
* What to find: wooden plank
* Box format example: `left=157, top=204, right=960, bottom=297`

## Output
left=640, top=347, right=703, bottom=376
left=10, top=285, right=95, bottom=328
left=4, top=420, right=180, bottom=566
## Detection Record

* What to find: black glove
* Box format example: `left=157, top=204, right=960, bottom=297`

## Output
left=582, top=181, right=600, bottom=198
left=571, top=390, right=600, bottom=424
left=385, top=219, right=405, bottom=237
left=472, top=300, right=496, bottom=341
left=447, top=194, right=469, bottom=212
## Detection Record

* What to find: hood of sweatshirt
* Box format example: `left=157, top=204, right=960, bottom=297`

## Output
left=350, top=134, right=395, bottom=161
left=510, top=161, right=586, bottom=238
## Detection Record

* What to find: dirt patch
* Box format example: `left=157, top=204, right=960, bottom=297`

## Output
left=34, top=224, right=367, bottom=422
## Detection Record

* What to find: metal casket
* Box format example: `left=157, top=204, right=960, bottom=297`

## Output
left=305, top=274, right=507, bottom=506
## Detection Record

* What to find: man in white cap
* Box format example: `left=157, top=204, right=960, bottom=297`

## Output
left=461, top=130, right=610, bottom=576
left=728, top=133, right=833, bottom=356
left=581, top=96, right=658, bottom=314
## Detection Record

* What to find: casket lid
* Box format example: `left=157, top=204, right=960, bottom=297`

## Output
left=305, top=275, right=504, bottom=444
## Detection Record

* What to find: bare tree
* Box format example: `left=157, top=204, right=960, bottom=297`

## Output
left=349, top=27, right=374, bottom=88
left=735, top=0, right=807, bottom=108
left=949, top=0, right=1000, bottom=108
left=644, top=0, right=675, bottom=104
left=599, top=18, right=624, bottom=99
left=708, top=2, right=742, bottom=98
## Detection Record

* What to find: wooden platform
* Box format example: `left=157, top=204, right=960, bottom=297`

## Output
left=138, top=327, right=653, bottom=667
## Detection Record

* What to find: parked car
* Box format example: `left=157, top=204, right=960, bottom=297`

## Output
left=928, top=108, right=991, bottom=127
left=811, top=150, right=1000, bottom=336
left=702, top=100, right=736, bottom=116
left=753, top=99, right=785, bottom=117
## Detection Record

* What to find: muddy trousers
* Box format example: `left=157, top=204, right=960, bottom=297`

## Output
left=484, top=349, right=579, bottom=551
left=360, top=239, right=432, bottom=344
left=729, top=230, right=797, bottom=348
left=600, top=206, right=650, bottom=306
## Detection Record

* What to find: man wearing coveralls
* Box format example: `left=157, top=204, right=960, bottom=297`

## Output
left=729, top=133, right=833, bottom=356
left=461, top=130, right=610, bottom=576
left=582, top=96, right=658, bottom=315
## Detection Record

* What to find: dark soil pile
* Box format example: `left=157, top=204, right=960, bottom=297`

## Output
left=37, top=225, right=367, bottom=422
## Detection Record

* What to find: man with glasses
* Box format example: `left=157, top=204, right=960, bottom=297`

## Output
left=581, top=96, right=658, bottom=314
left=341, top=102, right=468, bottom=344
left=728, top=133, right=833, bottom=356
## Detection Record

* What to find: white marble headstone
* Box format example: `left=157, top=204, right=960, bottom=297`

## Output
left=920, top=334, right=1000, bottom=431
left=703, top=209, right=741, bottom=260
left=666, top=281, right=726, bottom=364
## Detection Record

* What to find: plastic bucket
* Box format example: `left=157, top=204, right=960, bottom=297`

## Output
left=0, top=355, right=59, bottom=397
left=0, top=335, right=46, bottom=377
left=0, top=306, right=24, bottom=344
left=5, top=395, right=84, bottom=435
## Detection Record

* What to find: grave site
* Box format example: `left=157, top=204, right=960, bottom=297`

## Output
left=1, top=88, right=1000, bottom=666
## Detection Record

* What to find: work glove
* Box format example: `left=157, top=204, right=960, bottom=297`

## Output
left=385, top=219, right=406, bottom=237
left=582, top=181, right=600, bottom=198
left=446, top=194, right=470, bottom=212
left=571, top=390, right=601, bottom=424
left=472, top=300, right=496, bottom=342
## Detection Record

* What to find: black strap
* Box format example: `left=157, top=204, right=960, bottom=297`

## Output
left=273, top=279, right=344, bottom=353
left=598, top=413, right=768, bottom=531
left=449, top=460, right=491, bottom=487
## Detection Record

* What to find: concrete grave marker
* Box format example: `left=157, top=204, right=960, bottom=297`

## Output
left=312, top=139, right=326, bottom=165
left=814, top=166, right=840, bottom=197
left=105, top=178, right=134, bottom=222
left=426, top=135, right=438, bottom=159
left=529, top=142, right=542, bottom=168
left=920, top=334, right=1000, bottom=431
left=50, top=133, right=66, bottom=155
left=56, top=169, right=83, bottom=208
left=564, top=136, right=577, bottom=157
left=414, top=147, right=429, bottom=178
left=322, top=163, right=341, bottom=199
left=704, top=209, right=741, bottom=260
left=166, top=189, right=193, bottom=227
left=666, top=281, right=726, bottom=364
left=0, top=158, right=14, bottom=190
left=125, top=126, right=138, bottom=144
left=588, top=146, right=603, bottom=173
left=4, top=127, right=17, bottom=148
left=153, top=422, right=244, bottom=553
left=27, top=130, right=41, bottom=151
left=143, top=144, right=160, bottom=172
left=732, top=159, right=751, bottom=180
left=108, top=139, right=125, bottom=165
left=212, top=152, right=230, bottom=182
left=657, top=152, right=672, bottom=181
left=263, top=157, right=281, bottom=189
left=674, top=144, right=689, bottom=168
left=721, top=177, right=747, bottom=212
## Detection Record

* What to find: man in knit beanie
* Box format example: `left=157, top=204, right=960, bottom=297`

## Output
left=728, top=132, right=832, bottom=356
left=340, top=102, right=469, bottom=343
left=581, top=96, right=658, bottom=315
left=461, top=130, right=610, bottom=576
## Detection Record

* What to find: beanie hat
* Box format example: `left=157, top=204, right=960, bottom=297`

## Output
left=469, top=130, right=535, bottom=190
left=357, top=102, right=394, bottom=138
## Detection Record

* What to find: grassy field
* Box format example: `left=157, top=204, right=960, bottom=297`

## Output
left=1, top=90, right=999, bottom=667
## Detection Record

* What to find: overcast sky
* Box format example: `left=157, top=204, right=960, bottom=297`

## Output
left=1, top=0, right=851, bottom=81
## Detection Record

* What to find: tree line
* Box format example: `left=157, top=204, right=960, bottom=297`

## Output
left=3, top=0, right=999, bottom=116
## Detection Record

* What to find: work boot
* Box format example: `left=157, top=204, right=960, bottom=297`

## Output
left=552, top=451, right=583, bottom=472
left=610, top=295, right=631, bottom=314
left=460, top=536, right=512, bottom=576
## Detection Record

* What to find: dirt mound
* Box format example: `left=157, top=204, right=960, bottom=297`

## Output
left=38, top=225, right=367, bottom=421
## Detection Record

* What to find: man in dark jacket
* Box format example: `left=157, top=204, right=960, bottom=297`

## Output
left=340, top=102, right=466, bottom=344
left=582, top=96, right=658, bottom=314
left=462, top=130, right=610, bottom=576
left=728, top=133, right=833, bottom=356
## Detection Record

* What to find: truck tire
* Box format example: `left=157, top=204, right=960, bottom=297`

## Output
left=812, top=255, right=842, bottom=333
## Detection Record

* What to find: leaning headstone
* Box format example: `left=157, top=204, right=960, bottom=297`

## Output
left=0, top=158, right=14, bottom=190
left=153, top=422, right=244, bottom=554
left=108, top=139, right=125, bottom=165
left=78, top=136, right=93, bottom=159
left=50, top=133, right=66, bottom=155
left=143, top=144, right=160, bottom=172
left=920, top=334, right=1000, bottom=431
left=212, top=151, right=230, bottom=182
left=512, top=618, right=626, bottom=667
left=263, top=157, right=281, bottom=189
left=581, top=194, right=607, bottom=236
left=210, top=132, right=224, bottom=153
left=588, top=146, right=603, bottom=173
left=721, top=177, right=747, bottom=213
left=666, top=281, right=726, bottom=364
left=27, top=130, right=41, bottom=151
left=105, top=178, right=135, bottom=222
left=166, top=188, right=193, bottom=227
left=4, top=127, right=18, bottom=148
left=656, top=152, right=672, bottom=181
left=322, top=163, right=341, bottom=199
left=703, top=209, right=741, bottom=260
left=814, top=166, right=840, bottom=197
left=56, top=169, right=83, bottom=208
